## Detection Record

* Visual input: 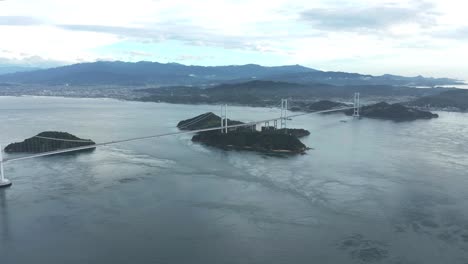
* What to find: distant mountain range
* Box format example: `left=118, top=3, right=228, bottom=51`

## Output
left=0, top=65, right=42, bottom=75
left=0, top=61, right=463, bottom=87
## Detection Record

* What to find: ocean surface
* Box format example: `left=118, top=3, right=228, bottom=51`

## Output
left=412, top=83, right=468, bottom=89
left=1, top=96, right=468, bottom=264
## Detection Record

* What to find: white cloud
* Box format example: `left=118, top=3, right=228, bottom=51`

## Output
left=300, top=1, right=437, bottom=32
left=0, top=25, right=119, bottom=62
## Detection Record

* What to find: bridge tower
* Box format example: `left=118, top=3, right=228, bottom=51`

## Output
left=353, top=92, right=360, bottom=118
left=220, top=104, right=228, bottom=133
left=0, top=145, right=12, bottom=188
left=280, top=99, right=288, bottom=129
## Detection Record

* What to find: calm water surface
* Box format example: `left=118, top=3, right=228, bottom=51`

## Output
left=1, top=96, right=468, bottom=264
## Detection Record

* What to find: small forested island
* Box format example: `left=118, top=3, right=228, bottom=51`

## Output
left=345, top=102, right=439, bottom=121
left=290, top=100, right=348, bottom=112
left=5, top=131, right=96, bottom=153
left=177, top=112, right=244, bottom=130
left=192, top=131, right=308, bottom=153
left=178, top=113, right=309, bottom=154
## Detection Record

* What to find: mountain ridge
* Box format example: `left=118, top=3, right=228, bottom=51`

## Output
left=0, top=65, right=42, bottom=75
left=0, top=60, right=463, bottom=87
left=137, top=80, right=454, bottom=106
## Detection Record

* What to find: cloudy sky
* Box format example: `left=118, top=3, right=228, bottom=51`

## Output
left=0, top=0, right=467, bottom=79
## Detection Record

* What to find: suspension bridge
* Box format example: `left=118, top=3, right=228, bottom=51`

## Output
left=0, top=93, right=361, bottom=188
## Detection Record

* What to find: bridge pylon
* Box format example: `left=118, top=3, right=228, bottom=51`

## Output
left=0, top=145, right=12, bottom=188
left=280, top=99, right=288, bottom=130
left=353, top=92, right=360, bottom=118
left=220, top=104, right=228, bottom=133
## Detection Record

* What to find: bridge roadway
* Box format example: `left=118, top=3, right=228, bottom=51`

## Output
left=2, top=107, right=354, bottom=163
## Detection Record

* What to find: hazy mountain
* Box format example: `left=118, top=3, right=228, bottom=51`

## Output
left=409, top=89, right=468, bottom=111
left=0, top=61, right=462, bottom=87
left=0, top=61, right=314, bottom=86
left=137, top=80, right=453, bottom=105
left=201, top=80, right=452, bottom=98
left=0, top=65, right=42, bottom=75
left=264, top=72, right=462, bottom=86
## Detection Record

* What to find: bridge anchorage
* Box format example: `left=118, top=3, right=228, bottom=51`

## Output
left=260, top=98, right=289, bottom=133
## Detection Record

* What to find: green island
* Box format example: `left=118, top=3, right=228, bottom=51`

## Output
left=4, top=131, right=96, bottom=153
left=345, top=102, right=439, bottom=121
left=177, top=112, right=244, bottom=130
left=178, top=113, right=310, bottom=154
left=290, top=100, right=348, bottom=112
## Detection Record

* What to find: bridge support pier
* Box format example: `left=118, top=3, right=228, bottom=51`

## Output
left=0, top=145, right=12, bottom=188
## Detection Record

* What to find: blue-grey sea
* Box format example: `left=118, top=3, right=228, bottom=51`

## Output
left=1, top=96, right=468, bottom=264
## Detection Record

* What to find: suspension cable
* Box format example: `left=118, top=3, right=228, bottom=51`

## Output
left=177, top=112, right=214, bottom=129
left=33, top=136, right=94, bottom=143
